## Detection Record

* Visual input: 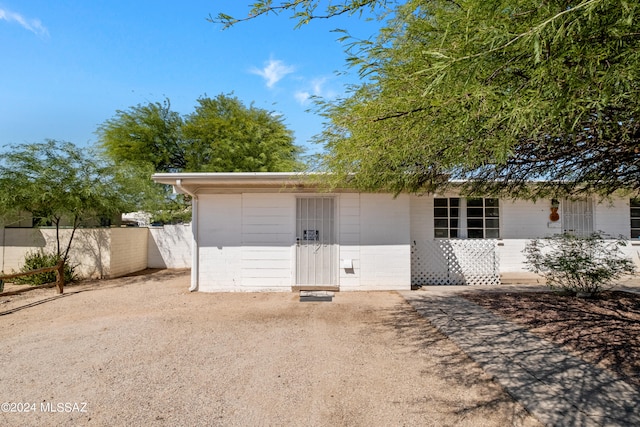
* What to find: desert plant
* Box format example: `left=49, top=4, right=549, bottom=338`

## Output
left=12, top=251, right=76, bottom=286
left=524, top=232, right=635, bottom=297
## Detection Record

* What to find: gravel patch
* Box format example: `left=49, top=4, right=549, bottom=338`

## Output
left=0, top=270, right=539, bottom=426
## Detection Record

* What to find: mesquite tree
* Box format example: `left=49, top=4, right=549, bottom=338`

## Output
left=219, top=0, right=640, bottom=199
left=0, top=140, right=142, bottom=262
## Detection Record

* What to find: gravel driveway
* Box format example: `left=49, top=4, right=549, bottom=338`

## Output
left=0, top=270, right=539, bottom=426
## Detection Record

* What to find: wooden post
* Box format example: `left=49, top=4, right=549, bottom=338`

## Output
left=0, top=262, right=65, bottom=295
left=55, top=260, right=65, bottom=294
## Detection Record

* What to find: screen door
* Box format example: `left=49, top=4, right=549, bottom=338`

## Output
left=562, top=198, right=594, bottom=237
left=296, top=197, right=336, bottom=286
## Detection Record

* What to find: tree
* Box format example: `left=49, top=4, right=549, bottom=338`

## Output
left=97, top=99, right=185, bottom=173
left=220, top=1, right=640, bottom=199
left=97, top=94, right=302, bottom=223
left=183, top=95, right=301, bottom=172
left=213, top=0, right=387, bottom=29
left=0, top=140, right=143, bottom=262
left=97, top=94, right=301, bottom=173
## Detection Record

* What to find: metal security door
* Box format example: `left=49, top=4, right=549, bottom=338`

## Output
left=562, top=198, right=594, bottom=237
left=296, top=197, right=336, bottom=286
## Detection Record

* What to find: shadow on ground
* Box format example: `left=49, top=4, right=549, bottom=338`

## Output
left=372, top=298, right=536, bottom=424
left=402, top=292, right=640, bottom=426
left=0, top=268, right=188, bottom=316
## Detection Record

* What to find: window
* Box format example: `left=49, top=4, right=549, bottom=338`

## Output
left=434, top=198, right=459, bottom=238
left=631, top=199, right=640, bottom=239
left=434, top=197, right=499, bottom=238
left=467, top=198, right=500, bottom=238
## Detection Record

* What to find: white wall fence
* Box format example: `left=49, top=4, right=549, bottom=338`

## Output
left=0, top=225, right=191, bottom=279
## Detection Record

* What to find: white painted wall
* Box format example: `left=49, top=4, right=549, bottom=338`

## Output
left=3, top=193, right=636, bottom=290
left=192, top=192, right=412, bottom=292
left=147, top=224, right=192, bottom=269
left=198, top=195, right=242, bottom=291
left=337, top=193, right=361, bottom=288
left=501, top=199, right=555, bottom=239
left=241, top=194, right=295, bottom=290
left=595, top=197, right=630, bottom=238
left=109, top=227, right=148, bottom=278
left=356, top=193, right=411, bottom=290
left=409, top=194, right=640, bottom=284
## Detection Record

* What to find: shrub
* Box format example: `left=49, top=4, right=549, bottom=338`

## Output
left=12, top=251, right=76, bottom=286
left=524, top=232, right=635, bottom=297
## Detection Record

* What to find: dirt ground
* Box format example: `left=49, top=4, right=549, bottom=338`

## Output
left=0, top=270, right=539, bottom=427
left=462, top=289, right=640, bottom=389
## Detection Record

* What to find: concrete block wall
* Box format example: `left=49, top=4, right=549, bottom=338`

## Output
left=109, top=227, right=148, bottom=278
left=0, top=227, right=146, bottom=279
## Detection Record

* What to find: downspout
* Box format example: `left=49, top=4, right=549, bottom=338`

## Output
left=175, top=179, right=199, bottom=292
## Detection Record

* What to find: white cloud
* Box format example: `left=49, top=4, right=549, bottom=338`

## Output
left=0, top=8, right=48, bottom=37
left=295, top=77, right=339, bottom=105
left=250, top=59, right=295, bottom=88
left=294, top=91, right=311, bottom=104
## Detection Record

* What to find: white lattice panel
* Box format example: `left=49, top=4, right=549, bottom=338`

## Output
left=411, top=240, right=500, bottom=286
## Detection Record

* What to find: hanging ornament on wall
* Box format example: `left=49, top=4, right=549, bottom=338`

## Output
left=549, top=199, right=560, bottom=222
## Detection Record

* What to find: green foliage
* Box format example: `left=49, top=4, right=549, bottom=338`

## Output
left=524, top=232, right=635, bottom=296
left=0, top=140, right=146, bottom=260
left=97, top=94, right=302, bottom=224
left=12, top=251, right=76, bottom=287
left=183, top=95, right=302, bottom=172
left=97, top=99, right=185, bottom=173
left=212, top=0, right=387, bottom=29
left=97, top=94, right=302, bottom=174
left=241, top=0, right=640, bottom=199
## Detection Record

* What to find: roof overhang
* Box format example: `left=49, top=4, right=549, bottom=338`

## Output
left=151, top=172, right=323, bottom=195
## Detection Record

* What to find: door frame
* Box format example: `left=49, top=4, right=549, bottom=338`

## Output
left=293, top=195, right=339, bottom=288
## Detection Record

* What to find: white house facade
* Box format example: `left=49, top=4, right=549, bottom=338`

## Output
left=152, top=173, right=640, bottom=292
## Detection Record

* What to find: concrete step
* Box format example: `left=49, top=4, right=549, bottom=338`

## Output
left=299, top=291, right=334, bottom=302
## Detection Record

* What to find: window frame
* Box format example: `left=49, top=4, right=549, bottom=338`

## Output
left=433, top=197, right=500, bottom=239
left=434, top=197, right=460, bottom=238
left=631, top=198, right=640, bottom=239
left=466, top=198, right=500, bottom=239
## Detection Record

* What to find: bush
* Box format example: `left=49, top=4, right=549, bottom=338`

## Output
left=12, top=251, right=76, bottom=286
left=524, top=232, right=635, bottom=297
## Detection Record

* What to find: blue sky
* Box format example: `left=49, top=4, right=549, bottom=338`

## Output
left=0, top=1, right=380, bottom=156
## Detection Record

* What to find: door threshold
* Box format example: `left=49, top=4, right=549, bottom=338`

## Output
left=292, top=285, right=339, bottom=292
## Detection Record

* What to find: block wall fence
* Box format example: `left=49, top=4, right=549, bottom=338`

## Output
left=0, top=225, right=190, bottom=279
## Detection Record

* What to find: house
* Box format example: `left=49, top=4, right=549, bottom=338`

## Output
left=152, top=172, right=640, bottom=292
